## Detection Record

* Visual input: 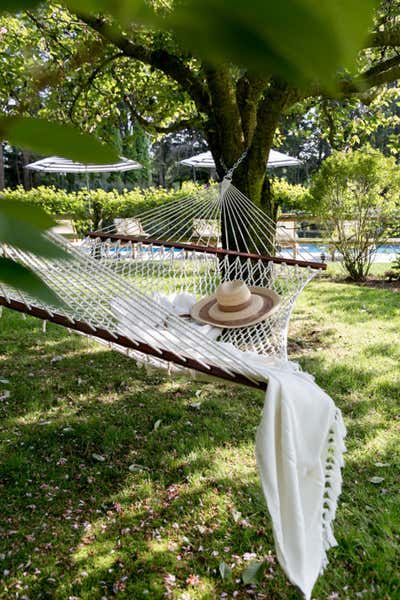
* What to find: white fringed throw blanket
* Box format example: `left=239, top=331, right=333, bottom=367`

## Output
left=250, top=359, right=346, bottom=599
left=113, top=293, right=347, bottom=599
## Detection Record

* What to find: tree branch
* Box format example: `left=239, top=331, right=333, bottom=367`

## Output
left=203, top=63, right=244, bottom=171
left=75, top=13, right=211, bottom=114
left=249, top=79, right=292, bottom=167
left=363, top=53, right=400, bottom=78
left=236, top=73, right=268, bottom=146
left=339, top=55, right=400, bottom=94
left=26, top=10, right=74, bottom=57
left=302, top=53, right=400, bottom=99
left=232, top=78, right=291, bottom=200
left=69, top=51, right=124, bottom=122
left=369, top=26, right=400, bottom=48
left=111, top=70, right=203, bottom=133
left=132, top=110, right=202, bottom=133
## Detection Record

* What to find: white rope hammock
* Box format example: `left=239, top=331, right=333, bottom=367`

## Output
left=0, top=181, right=325, bottom=388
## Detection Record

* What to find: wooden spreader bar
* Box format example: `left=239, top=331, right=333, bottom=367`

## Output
left=87, top=232, right=327, bottom=270
left=0, top=296, right=267, bottom=391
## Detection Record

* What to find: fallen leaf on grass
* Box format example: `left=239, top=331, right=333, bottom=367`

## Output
left=128, top=463, right=149, bottom=472
left=373, top=462, right=390, bottom=468
left=189, top=401, right=201, bottom=409
left=368, top=476, right=385, bottom=484
left=219, top=561, right=232, bottom=580
left=153, top=419, right=162, bottom=431
left=92, top=453, right=106, bottom=462
left=231, top=509, right=242, bottom=523
left=242, top=560, right=266, bottom=585
left=51, top=356, right=63, bottom=363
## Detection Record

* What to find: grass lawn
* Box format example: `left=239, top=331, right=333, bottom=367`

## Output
left=0, top=274, right=399, bottom=600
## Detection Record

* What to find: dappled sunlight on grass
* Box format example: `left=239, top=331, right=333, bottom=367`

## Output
left=351, top=424, right=400, bottom=457
left=0, top=275, right=399, bottom=599
left=74, top=538, right=117, bottom=570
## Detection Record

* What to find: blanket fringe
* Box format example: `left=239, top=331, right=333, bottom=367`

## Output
left=321, top=408, right=347, bottom=571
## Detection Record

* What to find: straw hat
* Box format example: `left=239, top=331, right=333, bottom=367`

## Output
left=190, top=280, right=280, bottom=329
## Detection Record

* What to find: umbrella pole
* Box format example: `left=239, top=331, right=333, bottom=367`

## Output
left=85, top=171, right=91, bottom=211
left=85, top=171, right=94, bottom=231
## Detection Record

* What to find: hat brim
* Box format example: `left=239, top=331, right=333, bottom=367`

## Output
left=190, top=287, right=281, bottom=329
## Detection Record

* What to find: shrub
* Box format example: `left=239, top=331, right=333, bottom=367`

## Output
left=385, top=254, right=400, bottom=282
left=271, top=178, right=312, bottom=214
left=0, top=182, right=211, bottom=235
left=310, top=147, right=400, bottom=281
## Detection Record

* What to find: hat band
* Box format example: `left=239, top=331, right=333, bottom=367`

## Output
left=217, top=297, right=252, bottom=313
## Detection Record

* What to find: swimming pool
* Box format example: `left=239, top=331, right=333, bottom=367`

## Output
left=280, top=243, right=399, bottom=263
left=80, top=240, right=399, bottom=264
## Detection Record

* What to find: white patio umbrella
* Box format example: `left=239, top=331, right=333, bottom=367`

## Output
left=25, top=155, right=143, bottom=215
left=180, top=149, right=301, bottom=170
left=25, top=155, right=142, bottom=174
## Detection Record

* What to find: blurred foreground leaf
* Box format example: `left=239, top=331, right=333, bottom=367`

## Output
left=64, top=0, right=152, bottom=25
left=0, top=0, right=41, bottom=11
left=0, top=257, right=62, bottom=307
left=0, top=118, right=119, bottom=165
left=0, top=198, right=55, bottom=230
left=0, top=199, right=66, bottom=259
left=0, top=201, right=69, bottom=306
left=165, top=0, right=378, bottom=88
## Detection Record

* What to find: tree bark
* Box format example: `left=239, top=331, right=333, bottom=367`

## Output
left=22, top=151, right=32, bottom=191
left=0, top=144, right=5, bottom=191
left=214, top=80, right=291, bottom=254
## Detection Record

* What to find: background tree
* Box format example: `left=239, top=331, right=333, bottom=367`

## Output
left=11, top=0, right=396, bottom=248
left=152, top=129, right=209, bottom=187
left=0, top=7, right=154, bottom=188
left=1, top=0, right=399, bottom=300
left=278, top=85, right=400, bottom=183
left=310, top=147, right=400, bottom=280
left=4, top=3, right=400, bottom=205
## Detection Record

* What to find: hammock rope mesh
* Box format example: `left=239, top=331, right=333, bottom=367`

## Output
left=0, top=181, right=325, bottom=388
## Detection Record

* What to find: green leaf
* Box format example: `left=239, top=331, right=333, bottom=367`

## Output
left=0, top=257, right=62, bottom=307
left=0, top=198, right=55, bottom=230
left=241, top=560, right=266, bottom=585
left=0, top=200, right=67, bottom=259
left=219, top=561, right=232, bottom=580
left=164, top=0, right=378, bottom=88
left=64, top=0, right=152, bottom=25
left=0, top=0, right=41, bottom=11
left=0, top=118, right=119, bottom=165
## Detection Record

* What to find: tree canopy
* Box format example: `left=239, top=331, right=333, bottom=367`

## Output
left=1, top=1, right=398, bottom=216
left=1, top=0, right=400, bottom=297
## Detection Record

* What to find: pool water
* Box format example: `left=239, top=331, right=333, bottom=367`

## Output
left=281, top=243, right=399, bottom=263
left=81, top=241, right=399, bottom=264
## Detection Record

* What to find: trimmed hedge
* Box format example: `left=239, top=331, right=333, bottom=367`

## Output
left=0, top=179, right=312, bottom=235
left=0, top=183, right=207, bottom=235
left=271, top=177, right=312, bottom=213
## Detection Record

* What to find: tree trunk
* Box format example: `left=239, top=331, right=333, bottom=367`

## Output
left=0, top=143, right=5, bottom=191
left=214, top=138, right=276, bottom=255
left=22, top=151, right=32, bottom=191
left=213, top=82, right=290, bottom=256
